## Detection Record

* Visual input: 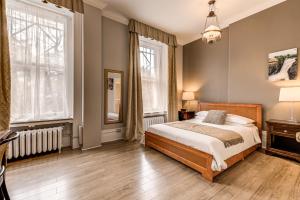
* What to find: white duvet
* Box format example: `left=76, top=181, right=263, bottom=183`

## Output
left=147, top=118, right=261, bottom=171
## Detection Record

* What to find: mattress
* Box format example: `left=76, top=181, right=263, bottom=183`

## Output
left=147, top=118, right=261, bottom=171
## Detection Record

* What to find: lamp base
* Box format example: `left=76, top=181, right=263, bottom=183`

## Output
left=288, top=102, right=298, bottom=123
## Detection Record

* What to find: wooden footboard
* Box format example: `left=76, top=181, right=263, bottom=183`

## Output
left=145, top=131, right=258, bottom=182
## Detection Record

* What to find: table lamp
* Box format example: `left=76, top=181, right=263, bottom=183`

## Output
left=182, top=91, right=195, bottom=111
left=279, top=87, right=300, bottom=122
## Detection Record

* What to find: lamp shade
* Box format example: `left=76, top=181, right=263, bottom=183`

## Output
left=182, top=92, right=195, bottom=101
left=279, top=87, right=300, bottom=102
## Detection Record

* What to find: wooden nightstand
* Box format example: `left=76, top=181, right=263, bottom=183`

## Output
left=266, top=119, right=300, bottom=162
left=178, top=111, right=195, bottom=121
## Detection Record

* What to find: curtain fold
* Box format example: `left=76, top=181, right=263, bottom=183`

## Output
left=129, top=19, right=177, bottom=47
left=125, top=32, right=144, bottom=141
left=168, top=46, right=178, bottom=122
left=0, top=0, right=11, bottom=132
left=43, top=0, right=84, bottom=13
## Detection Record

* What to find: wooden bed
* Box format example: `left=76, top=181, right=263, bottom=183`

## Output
left=145, top=102, right=262, bottom=182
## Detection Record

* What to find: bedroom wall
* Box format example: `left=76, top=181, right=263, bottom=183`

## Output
left=183, top=28, right=229, bottom=103
left=183, top=0, right=300, bottom=125
left=228, top=0, right=300, bottom=122
left=83, top=4, right=103, bottom=149
left=176, top=45, right=184, bottom=109
left=102, top=17, right=129, bottom=130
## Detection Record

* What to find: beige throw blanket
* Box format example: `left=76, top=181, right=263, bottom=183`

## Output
left=165, top=121, right=244, bottom=148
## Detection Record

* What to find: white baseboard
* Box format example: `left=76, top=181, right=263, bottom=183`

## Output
left=81, top=144, right=102, bottom=151
left=101, top=128, right=124, bottom=143
left=71, top=127, right=124, bottom=150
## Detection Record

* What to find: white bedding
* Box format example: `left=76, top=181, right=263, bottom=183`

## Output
left=147, top=118, right=261, bottom=171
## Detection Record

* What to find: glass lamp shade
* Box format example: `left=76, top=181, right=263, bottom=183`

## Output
left=202, top=25, right=222, bottom=44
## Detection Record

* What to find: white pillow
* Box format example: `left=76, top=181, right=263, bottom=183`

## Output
left=195, top=115, right=206, bottom=121
left=226, top=114, right=254, bottom=125
left=195, top=111, right=208, bottom=117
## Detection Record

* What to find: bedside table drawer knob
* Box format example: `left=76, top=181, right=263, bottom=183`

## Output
left=297, top=132, right=300, bottom=143
left=283, top=130, right=288, bottom=133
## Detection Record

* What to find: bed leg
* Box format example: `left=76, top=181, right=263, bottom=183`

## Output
left=144, top=139, right=151, bottom=149
left=202, top=171, right=214, bottom=182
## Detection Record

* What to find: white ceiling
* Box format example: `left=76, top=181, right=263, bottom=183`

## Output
left=90, top=0, right=286, bottom=45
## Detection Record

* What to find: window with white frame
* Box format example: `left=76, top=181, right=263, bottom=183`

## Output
left=139, top=37, right=168, bottom=115
left=7, top=0, right=74, bottom=123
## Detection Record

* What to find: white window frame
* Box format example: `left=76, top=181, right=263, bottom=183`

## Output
left=7, top=0, right=74, bottom=123
left=139, top=36, right=168, bottom=116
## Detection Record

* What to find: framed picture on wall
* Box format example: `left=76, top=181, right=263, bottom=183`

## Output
left=268, top=48, right=298, bottom=82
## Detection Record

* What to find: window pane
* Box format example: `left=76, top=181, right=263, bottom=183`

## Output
left=7, top=0, right=74, bottom=122
left=139, top=38, right=168, bottom=114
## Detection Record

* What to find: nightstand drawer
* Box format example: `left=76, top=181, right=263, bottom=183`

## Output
left=271, top=131, right=295, bottom=139
left=269, top=124, right=299, bottom=135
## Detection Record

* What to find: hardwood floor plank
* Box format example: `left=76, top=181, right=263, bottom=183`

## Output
left=5, top=141, right=300, bottom=200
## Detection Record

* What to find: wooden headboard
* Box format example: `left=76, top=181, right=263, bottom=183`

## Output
left=198, top=102, right=262, bottom=132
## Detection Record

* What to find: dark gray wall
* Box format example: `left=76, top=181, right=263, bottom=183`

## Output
left=183, top=0, right=300, bottom=123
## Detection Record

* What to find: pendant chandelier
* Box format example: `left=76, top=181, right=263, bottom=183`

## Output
left=202, top=0, right=222, bottom=44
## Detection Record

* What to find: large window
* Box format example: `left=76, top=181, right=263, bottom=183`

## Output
left=139, top=37, right=168, bottom=114
left=7, top=0, right=74, bottom=123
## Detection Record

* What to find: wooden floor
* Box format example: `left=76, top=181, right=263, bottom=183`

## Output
left=6, top=141, right=300, bottom=200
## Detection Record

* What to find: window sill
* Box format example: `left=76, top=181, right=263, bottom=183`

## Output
left=10, top=118, right=73, bottom=128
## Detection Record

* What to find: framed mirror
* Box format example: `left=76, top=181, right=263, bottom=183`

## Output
left=104, top=69, right=123, bottom=124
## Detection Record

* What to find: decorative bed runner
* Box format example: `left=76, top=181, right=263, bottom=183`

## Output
left=165, top=121, right=244, bottom=148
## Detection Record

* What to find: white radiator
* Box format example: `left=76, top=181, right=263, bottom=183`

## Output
left=7, top=127, right=63, bottom=160
left=144, top=115, right=165, bottom=131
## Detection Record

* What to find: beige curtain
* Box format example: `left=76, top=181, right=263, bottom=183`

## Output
left=125, top=32, right=144, bottom=141
left=126, top=19, right=178, bottom=141
left=42, top=0, right=84, bottom=13
left=129, top=19, right=178, bottom=122
left=0, top=0, right=11, bottom=132
left=128, top=19, right=177, bottom=47
left=168, top=46, right=178, bottom=122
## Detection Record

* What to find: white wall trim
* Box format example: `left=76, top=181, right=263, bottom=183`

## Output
left=101, top=128, right=124, bottom=143
left=102, top=9, right=129, bottom=25
left=83, top=0, right=107, bottom=10
left=81, top=144, right=102, bottom=151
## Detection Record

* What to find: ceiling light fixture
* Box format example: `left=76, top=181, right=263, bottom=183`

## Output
left=202, top=0, right=222, bottom=44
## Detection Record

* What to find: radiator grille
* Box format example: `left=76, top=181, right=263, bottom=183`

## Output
left=7, top=127, right=63, bottom=160
left=144, top=116, right=165, bottom=131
